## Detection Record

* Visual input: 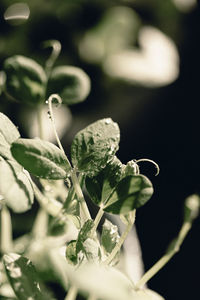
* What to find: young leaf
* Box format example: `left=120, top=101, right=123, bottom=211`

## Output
left=71, top=118, right=120, bottom=177
left=66, top=240, right=77, bottom=265
left=101, top=219, right=120, bottom=254
left=4, top=55, right=46, bottom=105
left=104, top=175, right=153, bottom=214
left=85, top=156, right=125, bottom=205
left=0, top=157, right=34, bottom=213
left=11, top=138, right=71, bottom=179
left=3, top=253, right=51, bottom=300
left=47, top=66, right=91, bottom=105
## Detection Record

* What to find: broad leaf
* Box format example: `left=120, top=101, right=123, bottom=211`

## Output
left=0, top=157, right=34, bottom=213
left=11, top=138, right=71, bottom=179
left=101, top=219, right=120, bottom=254
left=76, top=219, right=94, bottom=254
left=85, top=156, right=125, bottom=205
left=47, top=65, right=91, bottom=105
left=65, top=263, right=165, bottom=300
left=3, top=253, right=51, bottom=300
left=104, top=175, right=153, bottom=214
left=71, top=118, right=120, bottom=177
left=4, top=55, right=46, bottom=105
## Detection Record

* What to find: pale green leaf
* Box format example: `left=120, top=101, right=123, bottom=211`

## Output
left=11, top=138, right=71, bottom=179
left=101, top=219, right=120, bottom=253
left=0, top=157, right=34, bottom=213
left=47, top=65, right=91, bottom=105
left=71, top=118, right=120, bottom=177
left=4, top=55, right=46, bottom=105
left=0, top=112, right=20, bottom=145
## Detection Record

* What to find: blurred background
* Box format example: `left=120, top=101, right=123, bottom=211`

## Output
left=0, top=0, right=200, bottom=299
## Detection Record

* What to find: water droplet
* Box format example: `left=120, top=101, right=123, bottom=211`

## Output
left=45, top=100, right=49, bottom=104
left=105, top=119, right=111, bottom=125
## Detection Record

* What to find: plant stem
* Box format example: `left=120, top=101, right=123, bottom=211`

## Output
left=37, top=105, right=44, bottom=139
left=104, top=210, right=136, bottom=265
left=91, top=206, right=104, bottom=236
left=0, top=205, right=13, bottom=253
left=135, top=221, right=192, bottom=289
left=71, top=169, right=91, bottom=221
left=64, top=285, right=78, bottom=300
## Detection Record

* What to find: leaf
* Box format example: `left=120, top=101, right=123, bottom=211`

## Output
left=101, top=219, right=120, bottom=254
left=71, top=118, right=120, bottom=177
left=3, top=253, right=51, bottom=300
left=11, top=138, right=71, bottom=179
left=47, top=65, right=91, bottom=105
left=85, top=156, right=125, bottom=205
left=0, top=157, right=34, bottom=213
left=0, top=112, right=20, bottom=145
left=66, top=240, right=77, bottom=265
left=4, top=55, right=46, bottom=106
left=65, top=263, right=164, bottom=300
left=76, top=219, right=94, bottom=254
left=104, top=175, right=153, bottom=214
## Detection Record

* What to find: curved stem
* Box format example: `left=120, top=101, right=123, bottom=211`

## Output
left=43, top=40, right=61, bottom=78
left=135, top=221, right=192, bottom=289
left=64, top=285, right=78, bottom=300
left=104, top=210, right=136, bottom=265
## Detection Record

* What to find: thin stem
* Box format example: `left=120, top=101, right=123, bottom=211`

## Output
left=71, top=169, right=91, bottom=221
left=135, top=158, right=160, bottom=176
left=0, top=205, right=13, bottom=253
left=135, top=221, right=192, bottom=289
left=64, top=285, right=78, bottom=300
left=104, top=210, right=136, bottom=265
left=37, top=105, right=44, bottom=139
left=31, top=208, right=48, bottom=239
left=91, top=206, right=104, bottom=236
left=47, top=94, right=65, bottom=154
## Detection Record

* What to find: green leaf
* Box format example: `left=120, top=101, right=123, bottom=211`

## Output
left=47, top=65, right=91, bottom=105
left=4, top=55, right=46, bottom=106
left=104, top=175, right=153, bottom=214
left=0, top=157, right=34, bottom=213
left=11, top=138, right=71, bottom=179
left=3, top=253, right=51, bottom=300
left=71, top=118, right=120, bottom=177
left=85, top=156, right=125, bottom=205
left=101, top=219, right=120, bottom=254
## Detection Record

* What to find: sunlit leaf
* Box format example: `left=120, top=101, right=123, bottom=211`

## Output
left=104, top=175, right=153, bottom=214
left=71, top=118, right=120, bottom=177
left=0, top=157, right=34, bottom=213
left=47, top=66, right=91, bottom=105
left=101, top=219, right=120, bottom=254
left=11, top=138, right=71, bottom=179
left=85, top=156, right=124, bottom=205
left=4, top=55, right=46, bottom=105
left=3, top=253, right=51, bottom=300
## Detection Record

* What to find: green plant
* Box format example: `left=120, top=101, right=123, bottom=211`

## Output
left=0, top=41, right=199, bottom=300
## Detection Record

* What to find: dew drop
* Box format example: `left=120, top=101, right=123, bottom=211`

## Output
left=105, top=118, right=111, bottom=125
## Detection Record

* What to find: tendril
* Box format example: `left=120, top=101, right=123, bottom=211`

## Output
left=46, top=94, right=64, bottom=153
left=135, top=158, right=160, bottom=176
left=42, top=39, right=61, bottom=77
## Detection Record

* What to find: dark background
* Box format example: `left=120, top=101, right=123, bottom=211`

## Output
left=0, top=0, right=200, bottom=299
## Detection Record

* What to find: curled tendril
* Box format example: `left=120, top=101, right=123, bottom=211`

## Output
left=42, top=39, right=61, bottom=77
left=46, top=94, right=64, bottom=153
left=135, top=158, right=160, bottom=176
